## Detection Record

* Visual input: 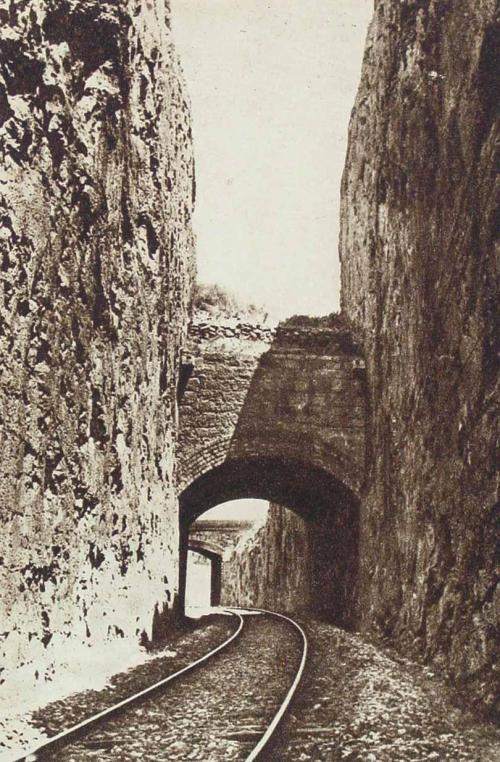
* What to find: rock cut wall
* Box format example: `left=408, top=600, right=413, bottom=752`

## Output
left=0, top=0, right=195, bottom=707
left=340, top=0, right=498, bottom=712
left=222, top=500, right=360, bottom=626
left=222, top=505, right=312, bottom=613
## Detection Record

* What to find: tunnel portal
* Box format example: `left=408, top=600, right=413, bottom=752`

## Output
left=177, top=316, right=366, bottom=623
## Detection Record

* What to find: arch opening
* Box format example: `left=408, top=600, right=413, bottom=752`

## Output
left=185, top=547, right=222, bottom=613
left=179, top=457, right=360, bottom=627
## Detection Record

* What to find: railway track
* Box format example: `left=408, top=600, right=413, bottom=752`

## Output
left=18, top=608, right=307, bottom=762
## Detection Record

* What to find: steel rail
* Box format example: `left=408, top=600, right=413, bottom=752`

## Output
left=235, top=607, right=308, bottom=762
left=17, top=610, right=244, bottom=762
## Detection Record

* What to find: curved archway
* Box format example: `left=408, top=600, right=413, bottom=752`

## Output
left=188, top=537, right=225, bottom=557
left=179, top=455, right=360, bottom=626
left=178, top=316, right=367, bottom=506
left=180, top=456, right=357, bottom=525
left=186, top=544, right=222, bottom=607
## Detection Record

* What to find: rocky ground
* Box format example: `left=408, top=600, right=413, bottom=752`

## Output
left=2, top=614, right=499, bottom=761
left=34, top=613, right=300, bottom=761
left=268, top=620, right=500, bottom=761
left=0, top=614, right=235, bottom=762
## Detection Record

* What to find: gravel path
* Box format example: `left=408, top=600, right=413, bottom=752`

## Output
left=7, top=614, right=499, bottom=761
left=264, top=619, right=500, bottom=762
left=0, top=615, right=234, bottom=761
left=35, top=614, right=302, bottom=761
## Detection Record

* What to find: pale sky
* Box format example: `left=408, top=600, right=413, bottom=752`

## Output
left=171, top=0, right=373, bottom=321
left=201, top=499, right=269, bottom=522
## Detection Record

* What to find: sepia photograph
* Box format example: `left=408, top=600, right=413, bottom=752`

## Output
left=0, top=1, right=498, bottom=760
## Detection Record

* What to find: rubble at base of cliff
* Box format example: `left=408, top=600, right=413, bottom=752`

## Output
left=277, top=620, right=500, bottom=762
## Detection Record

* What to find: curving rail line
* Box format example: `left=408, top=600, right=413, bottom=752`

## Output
left=16, top=607, right=307, bottom=762
left=235, top=607, right=308, bottom=762
left=18, top=611, right=244, bottom=761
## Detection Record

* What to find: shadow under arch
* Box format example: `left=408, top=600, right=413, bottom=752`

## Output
left=186, top=543, right=222, bottom=607
left=179, top=455, right=360, bottom=626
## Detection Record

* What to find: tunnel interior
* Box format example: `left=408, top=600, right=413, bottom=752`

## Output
left=180, top=457, right=360, bottom=626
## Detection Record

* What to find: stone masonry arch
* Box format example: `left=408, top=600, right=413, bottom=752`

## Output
left=178, top=315, right=366, bottom=500
left=180, top=456, right=356, bottom=525
left=187, top=519, right=258, bottom=609
left=177, top=315, right=367, bottom=623
left=179, top=456, right=360, bottom=624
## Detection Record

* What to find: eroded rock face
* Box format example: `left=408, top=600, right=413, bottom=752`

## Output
left=222, top=500, right=360, bottom=627
left=340, top=0, right=498, bottom=712
left=222, top=505, right=312, bottom=613
left=0, top=0, right=195, bottom=702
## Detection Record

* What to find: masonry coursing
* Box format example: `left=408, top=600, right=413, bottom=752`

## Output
left=178, top=314, right=366, bottom=505
left=189, top=519, right=254, bottom=557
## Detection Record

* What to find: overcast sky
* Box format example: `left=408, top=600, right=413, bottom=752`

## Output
left=171, top=0, right=373, bottom=321
left=201, top=499, right=269, bottom=523
left=171, top=1, right=372, bottom=522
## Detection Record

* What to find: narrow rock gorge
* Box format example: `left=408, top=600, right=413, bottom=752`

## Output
left=0, top=0, right=195, bottom=705
left=218, top=0, right=498, bottom=716
left=339, top=0, right=498, bottom=713
left=1, top=0, right=497, bottom=735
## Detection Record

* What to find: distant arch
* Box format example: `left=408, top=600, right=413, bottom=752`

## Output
left=188, top=537, right=225, bottom=557
left=186, top=545, right=222, bottom=607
